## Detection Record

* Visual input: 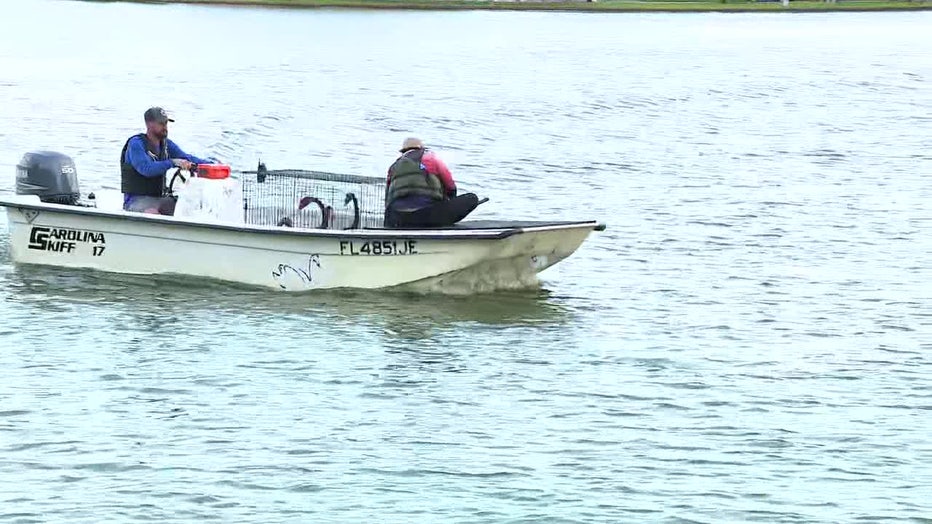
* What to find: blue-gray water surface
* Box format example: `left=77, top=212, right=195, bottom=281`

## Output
left=1, top=1, right=930, bottom=522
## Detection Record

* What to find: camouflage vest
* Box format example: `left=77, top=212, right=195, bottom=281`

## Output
left=385, top=149, right=444, bottom=209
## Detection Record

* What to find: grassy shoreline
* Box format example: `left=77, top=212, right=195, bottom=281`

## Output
left=86, top=0, right=932, bottom=12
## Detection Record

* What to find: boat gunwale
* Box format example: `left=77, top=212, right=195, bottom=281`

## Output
left=0, top=196, right=605, bottom=241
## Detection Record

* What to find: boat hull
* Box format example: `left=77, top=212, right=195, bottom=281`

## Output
left=1, top=196, right=602, bottom=293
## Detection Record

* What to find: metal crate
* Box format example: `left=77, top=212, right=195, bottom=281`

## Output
left=241, top=163, right=386, bottom=230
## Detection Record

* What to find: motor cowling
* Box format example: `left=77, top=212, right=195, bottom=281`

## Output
left=15, top=151, right=80, bottom=205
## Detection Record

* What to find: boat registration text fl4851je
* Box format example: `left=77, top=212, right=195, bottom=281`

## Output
left=339, top=239, right=418, bottom=256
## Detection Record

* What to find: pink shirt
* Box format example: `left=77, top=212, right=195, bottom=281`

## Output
left=420, top=150, right=455, bottom=193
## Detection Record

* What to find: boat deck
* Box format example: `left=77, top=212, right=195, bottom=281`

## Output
left=367, top=220, right=606, bottom=231
left=0, top=195, right=605, bottom=239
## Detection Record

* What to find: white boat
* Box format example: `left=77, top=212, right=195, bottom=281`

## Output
left=0, top=151, right=605, bottom=294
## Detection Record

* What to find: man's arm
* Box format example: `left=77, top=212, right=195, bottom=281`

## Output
left=166, top=139, right=213, bottom=166
left=125, top=137, right=175, bottom=177
left=422, top=152, right=456, bottom=197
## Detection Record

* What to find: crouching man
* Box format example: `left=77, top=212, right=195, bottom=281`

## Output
left=384, top=137, right=478, bottom=228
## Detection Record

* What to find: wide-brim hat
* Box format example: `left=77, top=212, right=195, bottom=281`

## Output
left=399, top=137, right=424, bottom=152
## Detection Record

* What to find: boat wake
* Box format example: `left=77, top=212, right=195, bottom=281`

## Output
left=397, top=255, right=543, bottom=295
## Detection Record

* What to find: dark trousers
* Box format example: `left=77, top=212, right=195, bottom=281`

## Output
left=384, top=193, right=479, bottom=228
left=124, top=195, right=177, bottom=215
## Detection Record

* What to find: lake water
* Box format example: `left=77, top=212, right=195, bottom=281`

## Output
left=1, top=1, right=930, bottom=522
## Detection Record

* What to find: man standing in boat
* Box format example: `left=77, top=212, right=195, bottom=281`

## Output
left=384, top=137, right=479, bottom=228
left=120, top=106, right=212, bottom=215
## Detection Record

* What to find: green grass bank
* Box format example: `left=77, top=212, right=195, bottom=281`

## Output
left=84, top=0, right=932, bottom=13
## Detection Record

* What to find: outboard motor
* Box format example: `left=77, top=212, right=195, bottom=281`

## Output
left=15, top=151, right=80, bottom=205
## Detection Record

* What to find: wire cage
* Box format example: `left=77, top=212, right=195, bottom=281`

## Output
left=241, top=163, right=386, bottom=230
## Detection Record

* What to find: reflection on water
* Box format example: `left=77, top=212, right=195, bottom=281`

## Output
left=4, top=261, right=575, bottom=333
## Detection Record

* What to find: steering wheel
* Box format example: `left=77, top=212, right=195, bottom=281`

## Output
left=167, top=165, right=196, bottom=195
